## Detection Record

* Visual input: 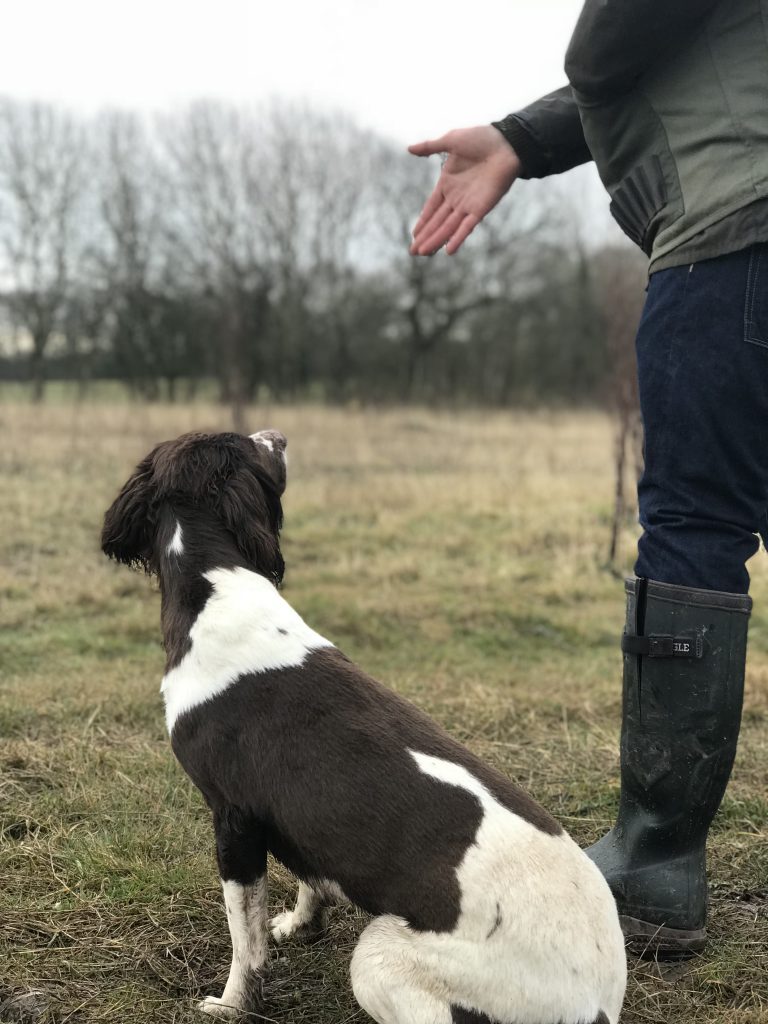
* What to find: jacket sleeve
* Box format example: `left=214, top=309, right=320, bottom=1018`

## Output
left=491, top=85, right=592, bottom=180
left=493, top=0, right=723, bottom=179
left=565, top=0, right=722, bottom=101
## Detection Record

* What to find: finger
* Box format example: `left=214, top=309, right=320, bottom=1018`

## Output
left=415, top=207, right=467, bottom=255
left=411, top=189, right=448, bottom=243
left=407, top=134, right=451, bottom=158
left=445, top=213, right=480, bottom=255
left=412, top=198, right=453, bottom=251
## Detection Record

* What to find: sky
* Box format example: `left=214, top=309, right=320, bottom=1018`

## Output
left=3, top=0, right=583, bottom=145
left=1, top=0, right=617, bottom=239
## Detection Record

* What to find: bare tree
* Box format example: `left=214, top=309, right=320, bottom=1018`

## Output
left=251, top=103, right=380, bottom=401
left=160, top=103, right=273, bottom=429
left=592, top=244, right=646, bottom=566
left=93, top=111, right=201, bottom=400
left=373, top=145, right=566, bottom=402
left=0, top=100, right=85, bottom=400
left=61, top=285, right=109, bottom=398
left=0, top=96, right=633, bottom=413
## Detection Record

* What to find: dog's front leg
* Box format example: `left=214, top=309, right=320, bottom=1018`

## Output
left=199, top=806, right=268, bottom=1019
left=270, top=881, right=324, bottom=942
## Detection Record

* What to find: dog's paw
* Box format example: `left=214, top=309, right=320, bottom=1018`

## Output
left=270, top=910, right=304, bottom=942
left=197, top=995, right=240, bottom=1018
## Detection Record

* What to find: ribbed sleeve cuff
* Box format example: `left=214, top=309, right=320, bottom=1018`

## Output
left=491, top=115, right=550, bottom=180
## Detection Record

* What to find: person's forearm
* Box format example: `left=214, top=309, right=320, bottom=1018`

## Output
left=565, top=0, right=722, bottom=101
left=492, top=85, right=592, bottom=179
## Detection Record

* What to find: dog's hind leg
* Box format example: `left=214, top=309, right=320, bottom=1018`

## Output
left=270, top=881, right=324, bottom=942
left=350, top=916, right=454, bottom=1024
left=198, top=806, right=268, bottom=1019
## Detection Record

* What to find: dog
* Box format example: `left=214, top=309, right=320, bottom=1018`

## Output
left=101, top=428, right=626, bottom=1024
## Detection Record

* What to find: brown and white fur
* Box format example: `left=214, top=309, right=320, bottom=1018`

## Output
left=101, top=429, right=626, bottom=1024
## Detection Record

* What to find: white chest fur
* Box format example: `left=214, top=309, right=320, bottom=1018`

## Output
left=161, top=567, right=334, bottom=733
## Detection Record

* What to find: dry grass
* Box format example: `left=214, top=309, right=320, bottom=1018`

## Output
left=1, top=398, right=767, bottom=1023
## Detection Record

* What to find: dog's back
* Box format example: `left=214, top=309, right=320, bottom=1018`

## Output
left=167, top=567, right=626, bottom=1024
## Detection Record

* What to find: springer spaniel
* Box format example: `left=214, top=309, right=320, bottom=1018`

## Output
left=101, top=429, right=626, bottom=1024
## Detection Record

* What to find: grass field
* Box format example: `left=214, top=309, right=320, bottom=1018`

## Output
left=1, top=400, right=767, bottom=1024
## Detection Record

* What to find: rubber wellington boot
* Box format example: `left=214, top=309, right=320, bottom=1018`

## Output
left=587, top=578, right=751, bottom=958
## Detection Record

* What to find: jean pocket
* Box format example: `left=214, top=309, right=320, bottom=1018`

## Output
left=745, top=245, right=768, bottom=348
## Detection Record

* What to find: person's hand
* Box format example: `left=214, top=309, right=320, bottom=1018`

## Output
left=408, top=126, right=521, bottom=256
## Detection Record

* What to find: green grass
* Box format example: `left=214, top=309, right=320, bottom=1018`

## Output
left=1, top=400, right=767, bottom=1022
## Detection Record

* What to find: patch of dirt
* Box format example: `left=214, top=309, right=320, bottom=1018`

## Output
left=0, top=990, right=50, bottom=1023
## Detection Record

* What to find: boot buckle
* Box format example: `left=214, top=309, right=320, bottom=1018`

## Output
left=621, top=632, right=704, bottom=658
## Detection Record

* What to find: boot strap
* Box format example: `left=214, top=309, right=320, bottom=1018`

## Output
left=622, top=632, right=703, bottom=658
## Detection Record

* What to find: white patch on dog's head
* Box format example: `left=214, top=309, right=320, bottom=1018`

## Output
left=167, top=521, right=184, bottom=557
left=249, top=429, right=287, bottom=494
left=251, top=434, right=274, bottom=453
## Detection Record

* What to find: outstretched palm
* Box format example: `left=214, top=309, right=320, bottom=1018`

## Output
left=408, top=126, right=521, bottom=255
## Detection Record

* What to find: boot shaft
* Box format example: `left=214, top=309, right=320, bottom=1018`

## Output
left=618, top=578, right=751, bottom=853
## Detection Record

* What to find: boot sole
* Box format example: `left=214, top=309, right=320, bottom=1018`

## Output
left=620, top=915, right=707, bottom=959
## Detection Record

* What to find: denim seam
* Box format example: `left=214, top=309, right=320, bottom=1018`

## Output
left=636, top=266, right=692, bottom=548
left=748, top=248, right=759, bottom=329
left=744, top=246, right=753, bottom=337
left=658, top=266, right=692, bottom=474
left=745, top=247, right=768, bottom=348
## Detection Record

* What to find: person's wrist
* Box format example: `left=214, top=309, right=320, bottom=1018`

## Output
left=490, top=117, right=544, bottom=179
left=489, top=132, right=522, bottom=179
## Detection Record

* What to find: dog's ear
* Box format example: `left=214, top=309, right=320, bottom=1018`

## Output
left=101, top=453, right=158, bottom=573
left=220, top=467, right=285, bottom=586
left=249, top=430, right=287, bottom=496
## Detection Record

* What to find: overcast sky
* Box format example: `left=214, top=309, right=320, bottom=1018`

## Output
left=2, top=1, right=619, bottom=240
left=3, top=0, right=584, bottom=143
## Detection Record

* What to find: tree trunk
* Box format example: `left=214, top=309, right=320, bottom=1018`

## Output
left=230, top=384, right=246, bottom=434
left=29, top=339, right=46, bottom=403
left=76, top=359, right=92, bottom=402
left=609, top=414, right=628, bottom=567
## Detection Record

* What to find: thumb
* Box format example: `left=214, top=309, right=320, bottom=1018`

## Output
left=407, top=133, right=452, bottom=157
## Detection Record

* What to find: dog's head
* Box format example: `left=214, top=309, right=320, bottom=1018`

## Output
left=101, top=429, right=287, bottom=583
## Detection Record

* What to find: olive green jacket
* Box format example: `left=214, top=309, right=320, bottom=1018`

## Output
left=493, top=0, right=768, bottom=271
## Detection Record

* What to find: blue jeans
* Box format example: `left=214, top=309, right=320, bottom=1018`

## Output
left=634, top=243, right=768, bottom=595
